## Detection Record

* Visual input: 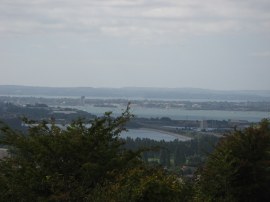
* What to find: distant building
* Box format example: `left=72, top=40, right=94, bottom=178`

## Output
left=200, top=120, right=208, bottom=130
left=80, top=96, right=85, bottom=106
left=192, top=104, right=201, bottom=109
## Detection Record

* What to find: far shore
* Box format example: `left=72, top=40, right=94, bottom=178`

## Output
left=138, top=128, right=192, bottom=141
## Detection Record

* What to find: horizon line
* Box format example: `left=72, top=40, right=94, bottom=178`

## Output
left=0, top=84, right=270, bottom=92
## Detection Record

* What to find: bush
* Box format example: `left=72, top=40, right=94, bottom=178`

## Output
left=0, top=107, right=140, bottom=201
left=195, top=119, right=270, bottom=202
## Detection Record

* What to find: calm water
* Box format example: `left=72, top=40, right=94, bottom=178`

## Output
left=75, top=105, right=269, bottom=122
left=121, top=129, right=191, bottom=142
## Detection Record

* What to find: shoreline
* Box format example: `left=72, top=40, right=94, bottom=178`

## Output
left=138, top=128, right=192, bottom=141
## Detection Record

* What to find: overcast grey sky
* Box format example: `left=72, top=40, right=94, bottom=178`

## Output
left=0, top=0, right=270, bottom=90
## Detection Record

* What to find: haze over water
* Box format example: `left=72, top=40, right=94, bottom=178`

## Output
left=75, top=105, right=269, bottom=122
left=0, top=1, right=270, bottom=91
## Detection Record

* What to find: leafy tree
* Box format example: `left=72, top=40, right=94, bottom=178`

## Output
left=0, top=106, right=194, bottom=202
left=195, top=119, right=270, bottom=202
left=88, top=165, right=193, bottom=202
left=142, top=151, right=149, bottom=163
left=174, top=146, right=186, bottom=166
left=0, top=106, right=141, bottom=201
left=159, top=149, right=170, bottom=167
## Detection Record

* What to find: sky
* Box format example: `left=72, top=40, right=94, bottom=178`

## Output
left=0, top=0, right=270, bottom=90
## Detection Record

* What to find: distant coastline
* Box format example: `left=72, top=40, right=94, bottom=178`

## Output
left=138, top=128, right=192, bottom=141
left=1, top=85, right=270, bottom=102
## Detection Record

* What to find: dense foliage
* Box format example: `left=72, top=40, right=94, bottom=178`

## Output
left=0, top=107, right=190, bottom=201
left=0, top=108, right=135, bottom=201
left=195, top=119, right=270, bottom=202
left=1, top=103, right=270, bottom=201
left=124, top=135, right=219, bottom=168
left=89, top=165, right=192, bottom=202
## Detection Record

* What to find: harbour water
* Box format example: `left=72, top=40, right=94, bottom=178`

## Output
left=121, top=129, right=192, bottom=142
left=75, top=105, right=269, bottom=122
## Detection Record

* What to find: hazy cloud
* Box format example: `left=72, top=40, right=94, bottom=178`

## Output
left=1, top=0, right=270, bottom=42
left=1, top=0, right=270, bottom=90
left=252, top=51, right=270, bottom=58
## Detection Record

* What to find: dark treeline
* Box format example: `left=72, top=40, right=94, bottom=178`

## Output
left=123, top=135, right=219, bottom=169
left=0, top=101, right=96, bottom=130
left=0, top=105, right=270, bottom=201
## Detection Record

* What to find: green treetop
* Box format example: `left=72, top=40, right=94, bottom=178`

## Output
left=0, top=106, right=190, bottom=202
left=195, top=119, right=270, bottom=202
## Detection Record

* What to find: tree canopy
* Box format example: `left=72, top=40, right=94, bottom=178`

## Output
left=0, top=107, right=137, bottom=201
left=0, top=107, right=189, bottom=201
left=1, top=103, right=270, bottom=201
left=195, top=119, right=270, bottom=202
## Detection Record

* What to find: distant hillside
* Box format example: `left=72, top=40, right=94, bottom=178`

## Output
left=0, top=85, right=270, bottom=101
